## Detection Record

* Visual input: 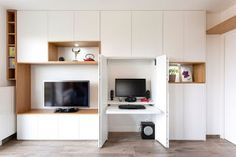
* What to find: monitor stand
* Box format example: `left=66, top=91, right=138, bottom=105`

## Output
left=125, top=96, right=137, bottom=102
left=55, top=108, right=79, bottom=113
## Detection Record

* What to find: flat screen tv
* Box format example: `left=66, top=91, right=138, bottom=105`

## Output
left=115, top=79, right=146, bottom=97
left=44, top=81, right=89, bottom=107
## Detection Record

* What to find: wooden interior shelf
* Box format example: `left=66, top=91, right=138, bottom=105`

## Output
left=6, top=10, right=17, bottom=81
left=17, top=61, right=98, bottom=65
left=207, top=16, right=236, bottom=34
left=169, top=62, right=205, bottom=84
left=18, top=109, right=98, bottom=115
left=48, top=41, right=101, bottom=61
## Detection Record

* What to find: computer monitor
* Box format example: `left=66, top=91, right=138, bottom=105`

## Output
left=115, top=79, right=146, bottom=97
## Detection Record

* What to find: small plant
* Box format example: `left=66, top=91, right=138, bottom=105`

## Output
left=169, top=68, right=179, bottom=75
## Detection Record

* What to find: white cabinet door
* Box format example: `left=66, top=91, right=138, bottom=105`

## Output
left=225, top=30, right=236, bottom=145
left=78, top=115, right=99, bottom=140
left=37, top=115, right=58, bottom=140
left=48, top=11, right=74, bottom=41
left=152, top=55, right=169, bottom=148
left=183, top=84, right=206, bottom=140
left=184, top=11, right=206, bottom=61
left=169, top=84, right=184, bottom=140
left=101, top=11, right=131, bottom=57
left=17, top=11, right=48, bottom=62
left=58, top=115, right=79, bottom=140
left=74, top=11, right=100, bottom=41
left=17, top=115, right=38, bottom=140
left=164, top=11, right=184, bottom=61
left=132, top=11, right=162, bottom=57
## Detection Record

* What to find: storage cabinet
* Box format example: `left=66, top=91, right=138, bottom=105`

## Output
left=74, top=11, right=100, bottom=41
left=132, top=11, right=163, bottom=57
left=164, top=11, right=184, bottom=61
left=169, top=84, right=206, bottom=140
left=48, top=11, right=74, bottom=41
left=17, top=113, right=99, bottom=140
left=101, top=11, right=131, bottom=57
left=184, top=11, right=206, bottom=61
left=17, top=11, right=48, bottom=62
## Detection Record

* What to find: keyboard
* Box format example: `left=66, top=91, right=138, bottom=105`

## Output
left=118, top=105, right=146, bottom=109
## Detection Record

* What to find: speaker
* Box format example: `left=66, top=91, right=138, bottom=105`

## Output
left=141, top=121, right=155, bottom=139
left=110, top=90, right=114, bottom=100
left=145, top=90, right=151, bottom=99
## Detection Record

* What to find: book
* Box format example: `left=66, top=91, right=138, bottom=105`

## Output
left=180, top=65, right=193, bottom=82
left=9, top=58, right=16, bottom=69
left=9, top=47, right=15, bottom=57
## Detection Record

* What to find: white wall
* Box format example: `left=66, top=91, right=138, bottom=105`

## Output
left=31, top=65, right=98, bottom=109
left=107, top=59, right=154, bottom=132
left=206, top=35, right=225, bottom=136
left=0, top=6, right=10, bottom=87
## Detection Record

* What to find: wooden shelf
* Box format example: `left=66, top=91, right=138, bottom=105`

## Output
left=207, top=16, right=236, bottom=34
left=18, top=109, right=98, bottom=115
left=169, top=62, right=205, bottom=83
left=17, top=61, right=98, bottom=65
left=106, top=106, right=162, bottom=115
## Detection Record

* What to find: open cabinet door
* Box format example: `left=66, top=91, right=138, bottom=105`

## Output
left=152, top=55, right=169, bottom=148
left=98, top=55, right=108, bottom=148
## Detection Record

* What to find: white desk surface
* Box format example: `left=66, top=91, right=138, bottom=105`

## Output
left=107, top=100, right=155, bottom=105
left=106, top=105, right=162, bottom=115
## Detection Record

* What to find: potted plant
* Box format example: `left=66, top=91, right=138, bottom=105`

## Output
left=169, top=68, right=179, bottom=82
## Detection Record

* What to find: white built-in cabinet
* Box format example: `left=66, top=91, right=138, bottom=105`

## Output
left=0, top=87, right=16, bottom=145
left=132, top=11, right=163, bottom=57
left=74, top=11, right=100, bottom=41
left=169, top=84, right=206, bottom=140
left=17, top=11, right=48, bottom=62
left=164, top=11, right=184, bottom=61
left=101, top=11, right=132, bottom=57
left=163, top=11, right=206, bottom=62
left=224, top=30, right=236, bottom=145
left=47, top=11, right=74, bottom=41
left=17, top=114, right=98, bottom=140
left=184, top=11, right=206, bottom=61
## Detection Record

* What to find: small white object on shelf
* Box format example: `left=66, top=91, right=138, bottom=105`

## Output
left=106, top=105, right=162, bottom=115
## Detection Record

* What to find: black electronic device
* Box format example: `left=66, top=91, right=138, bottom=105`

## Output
left=115, top=79, right=146, bottom=101
left=119, top=104, right=146, bottom=109
left=44, top=81, right=89, bottom=107
left=58, top=57, right=65, bottom=61
left=125, top=96, right=137, bottom=102
left=145, top=90, right=151, bottom=99
left=141, top=121, right=155, bottom=139
left=55, top=108, right=79, bottom=113
left=110, top=90, right=114, bottom=100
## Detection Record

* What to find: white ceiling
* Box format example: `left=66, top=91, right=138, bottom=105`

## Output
left=0, top=0, right=235, bottom=13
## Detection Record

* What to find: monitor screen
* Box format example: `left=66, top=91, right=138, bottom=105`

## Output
left=44, top=81, right=89, bottom=107
left=115, top=79, right=146, bottom=97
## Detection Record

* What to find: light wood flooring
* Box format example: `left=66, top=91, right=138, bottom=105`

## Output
left=0, top=133, right=236, bottom=157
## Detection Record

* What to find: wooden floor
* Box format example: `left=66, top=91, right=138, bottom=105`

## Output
left=0, top=133, right=236, bottom=157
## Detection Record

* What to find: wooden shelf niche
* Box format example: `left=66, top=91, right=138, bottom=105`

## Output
left=6, top=10, right=17, bottom=81
left=48, top=41, right=100, bottom=63
left=169, top=62, right=205, bottom=84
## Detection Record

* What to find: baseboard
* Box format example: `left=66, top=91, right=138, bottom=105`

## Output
left=0, top=133, right=16, bottom=146
left=206, top=135, right=221, bottom=139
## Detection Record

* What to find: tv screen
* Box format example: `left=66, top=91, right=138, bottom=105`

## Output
left=44, top=81, right=89, bottom=107
left=115, top=79, right=146, bottom=97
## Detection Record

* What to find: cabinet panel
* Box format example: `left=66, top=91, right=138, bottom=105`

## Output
left=132, top=11, right=162, bottom=57
left=101, top=11, right=131, bottom=57
left=74, top=11, right=99, bottom=41
left=164, top=11, right=184, bottom=61
left=37, top=115, right=58, bottom=139
left=17, top=11, right=48, bottom=62
left=169, top=84, right=184, bottom=140
left=58, top=115, right=79, bottom=140
left=17, top=115, right=38, bottom=140
left=48, top=11, right=74, bottom=41
left=184, top=11, right=206, bottom=61
left=78, top=115, right=99, bottom=140
left=183, top=84, right=206, bottom=140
